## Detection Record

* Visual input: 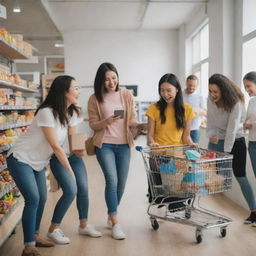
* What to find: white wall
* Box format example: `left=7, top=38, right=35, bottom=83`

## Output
left=63, top=29, right=178, bottom=133
left=64, top=29, right=178, bottom=101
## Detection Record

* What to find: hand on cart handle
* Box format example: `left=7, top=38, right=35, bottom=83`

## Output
left=148, top=142, right=160, bottom=147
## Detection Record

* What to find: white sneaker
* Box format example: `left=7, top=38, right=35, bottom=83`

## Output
left=79, top=224, right=102, bottom=237
left=47, top=228, right=70, bottom=244
left=107, top=219, right=112, bottom=229
left=112, top=224, right=126, bottom=240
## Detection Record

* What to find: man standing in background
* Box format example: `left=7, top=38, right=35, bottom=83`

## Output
left=183, top=75, right=207, bottom=143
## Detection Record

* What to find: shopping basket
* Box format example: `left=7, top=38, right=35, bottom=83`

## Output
left=136, top=145, right=233, bottom=243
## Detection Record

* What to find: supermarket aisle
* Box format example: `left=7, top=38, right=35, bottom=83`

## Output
left=0, top=136, right=256, bottom=256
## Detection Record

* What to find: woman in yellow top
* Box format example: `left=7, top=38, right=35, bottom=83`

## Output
left=147, top=73, right=195, bottom=147
left=146, top=73, right=195, bottom=207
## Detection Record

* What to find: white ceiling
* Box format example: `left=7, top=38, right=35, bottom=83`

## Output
left=0, top=0, right=207, bottom=55
left=42, top=0, right=207, bottom=32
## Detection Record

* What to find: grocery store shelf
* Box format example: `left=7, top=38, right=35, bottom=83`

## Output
left=0, top=122, right=31, bottom=131
left=0, top=164, right=7, bottom=172
left=0, top=197, right=24, bottom=247
left=0, top=80, right=38, bottom=93
left=0, top=38, right=29, bottom=60
left=0, top=183, right=15, bottom=199
left=0, top=105, right=37, bottom=110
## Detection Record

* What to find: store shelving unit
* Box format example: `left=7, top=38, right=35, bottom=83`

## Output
left=136, top=101, right=154, bottom=123
left=0, top=36, right=38, bottom=247
left=0, top=79, right=38, bottom=93
left=0, top=38, right=30, bottom=60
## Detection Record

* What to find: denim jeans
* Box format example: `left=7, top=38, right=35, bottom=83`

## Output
left=50, top=154, right=89, bottom=225
left=96, top=143, right=131, bottom=216
left=6, top=154, right=47, bottom=246
left=248, top=141, right=256, bottom=178
left=208, top=139, right=256, bottom=210
left=190, top=129, right=200, bottom=143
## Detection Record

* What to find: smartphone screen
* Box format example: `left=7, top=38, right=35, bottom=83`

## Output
left=114, top=109, right=124, bottom=119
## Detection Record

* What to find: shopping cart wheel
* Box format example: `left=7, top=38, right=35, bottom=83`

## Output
left=185, top=208, right=191, bottom=219
left=220, top=227, right=227, bottom=237
left=150, top=218, right=159, bottom=230
left=196, top=229, right=202, bottom=243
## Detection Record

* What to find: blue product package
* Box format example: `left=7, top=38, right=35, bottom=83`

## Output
left=198, top=188, right=209, bottom=195
left=185, top=149, right=201, bottom=160
left=159, top=159, right=177, bottom=174
left=182, top=172, right=206, bottom=187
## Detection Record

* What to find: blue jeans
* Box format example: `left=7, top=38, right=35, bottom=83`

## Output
left=6, top=154, right=47, bottom=246
left=208, top=139, right=256, bottom=210
left=190, top=130, right=200, bottom=143
left=96, top=143, right=131, bottom=216
left=50, top=154, right=89, bottom=225
left=248, top=141, right=256, bottom=178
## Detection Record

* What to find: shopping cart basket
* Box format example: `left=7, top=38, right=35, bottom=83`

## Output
left=136, top=145, right=233, bottom=243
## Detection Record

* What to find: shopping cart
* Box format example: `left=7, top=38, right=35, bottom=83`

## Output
left=136, top=145, right=233, bottom=243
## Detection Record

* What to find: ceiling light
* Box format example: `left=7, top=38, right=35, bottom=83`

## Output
left=13, top=0, right=21, bottom=13
left=54, top=42, right=64, bottom=48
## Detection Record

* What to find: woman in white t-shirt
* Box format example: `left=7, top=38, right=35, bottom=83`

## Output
left=243, top=71, right=256, bottom=226
left=7, top=76, right=96, bottom=256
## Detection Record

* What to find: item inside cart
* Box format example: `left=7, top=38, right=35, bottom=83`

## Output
left=147, top=146, right=232, bottom=198
left=137, top=145, right=233, bottom=243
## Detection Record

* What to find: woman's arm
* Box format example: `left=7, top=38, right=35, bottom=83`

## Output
left=87, top=95, right=120, bottom=131
left=147, top=117, right=159, bottom=147
left=42, top=127, right=73, bottom=173
left=224, top=102, right=242, bottom=152
left=182, top=119, right=195, bottom=146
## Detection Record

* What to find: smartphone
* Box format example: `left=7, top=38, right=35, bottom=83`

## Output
left=114, top=109, right=124, bottom=119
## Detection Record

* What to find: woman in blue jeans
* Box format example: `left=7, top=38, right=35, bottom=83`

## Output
left=207, top=73, right=256, bottom=225
left=88, top=63, right=144, bottom=240
left=7, top=75, right=81, bottom=256
left=243, top=71, right=256, bottom=226
left=47, top=153, right=102, bottom=244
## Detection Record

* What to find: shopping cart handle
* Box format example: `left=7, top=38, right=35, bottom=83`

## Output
left=136, top=146, right=143, bottom=152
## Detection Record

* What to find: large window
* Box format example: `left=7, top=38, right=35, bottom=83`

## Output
left=190, top=23, right=209, bottom=98
left=242, top=0, right=256, bottom=104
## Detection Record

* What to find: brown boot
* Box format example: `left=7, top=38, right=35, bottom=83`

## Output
left=35, top=235, right=55, bottom=247
left=21, top=247, right=41, bottom=256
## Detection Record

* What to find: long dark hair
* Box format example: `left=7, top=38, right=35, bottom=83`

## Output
left=36, top=75, right=80, bottom=126
left=156, top=73, right=185, bottom=129
left=94, top=62, right=119, bottom=102
left=209, top=73, right=244, bottom=112
left=243, top=71, right=256, bottom=83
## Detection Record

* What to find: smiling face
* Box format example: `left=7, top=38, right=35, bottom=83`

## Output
left=186, top=78, right=198, bottom=94
left=244, top=79, right=256, bottom=97
left=104, top=70, right=118, bottom=92
left=65, top=80, right=80, bottom=106
left=160, top=82, right=178, bottom=106
left=209, top=83, right=221, bottom=103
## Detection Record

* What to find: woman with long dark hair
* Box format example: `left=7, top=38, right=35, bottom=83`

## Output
left=6, top=75, right=99, bottom=256
left=147, top=73, right=195, bottom=147
left=243, top=71, right=256, bottom=226
left=207, top=73, right=256, bottom=225
left=87, top=62, right=144, bottom=240
left=146, top=73, right=195, bottom=207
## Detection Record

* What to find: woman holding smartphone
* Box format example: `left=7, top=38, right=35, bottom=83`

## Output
left=87, top=62, right=144, bottom=240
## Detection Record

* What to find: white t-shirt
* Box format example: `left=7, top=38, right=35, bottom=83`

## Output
left=8, top=107, right=82, bottom=171
left=183, top=90, right=206, bottom=130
